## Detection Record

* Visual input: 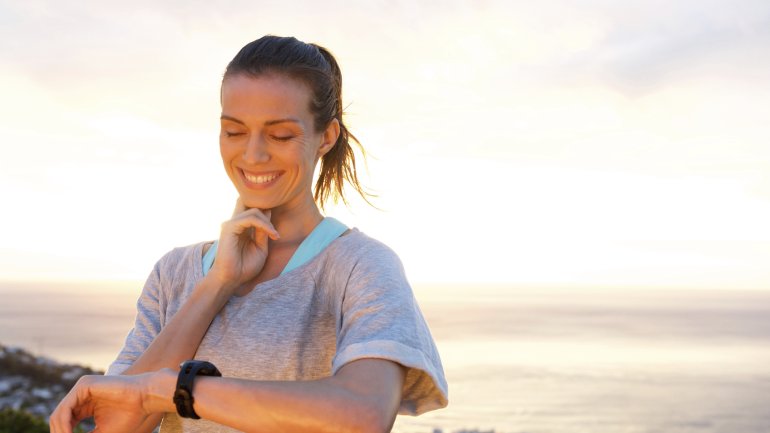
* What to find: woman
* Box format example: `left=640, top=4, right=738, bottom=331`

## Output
left=49, top=35, right=447, bottom=433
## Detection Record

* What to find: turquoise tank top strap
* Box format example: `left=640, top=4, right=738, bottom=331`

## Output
left=202, top=240, right=218, bottom=276
left=281, top=217, right=348, bottom=275
left=201, top=217, right=349, bottom=277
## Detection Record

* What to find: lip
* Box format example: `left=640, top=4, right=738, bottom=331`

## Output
left=239, top=168, right=284, bottom=190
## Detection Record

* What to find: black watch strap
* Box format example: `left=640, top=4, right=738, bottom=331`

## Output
left=173, top=360, right=222, bottom=419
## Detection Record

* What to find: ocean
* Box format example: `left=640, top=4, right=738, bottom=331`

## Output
left=1, top=282, right=769, bottom=433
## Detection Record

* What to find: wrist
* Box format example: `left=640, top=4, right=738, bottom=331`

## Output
left=201, top=269, right=241, bottom=296
left=173, top=360, right=223, bottom=419
left=197, top=273, right=239, bottom=303
left=143, top=368, right=177, bottom=414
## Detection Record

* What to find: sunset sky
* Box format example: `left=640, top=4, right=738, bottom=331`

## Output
left=1, top=0, right=769, bottom=289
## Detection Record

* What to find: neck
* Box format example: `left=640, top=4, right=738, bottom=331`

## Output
left=268, top=196, right=324, bottom=243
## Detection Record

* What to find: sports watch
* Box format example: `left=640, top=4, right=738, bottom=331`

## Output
left=173, top=360, right=222, bottom=419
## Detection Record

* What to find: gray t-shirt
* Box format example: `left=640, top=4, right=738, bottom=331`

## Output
left=107, top=229, right=448, bottom=432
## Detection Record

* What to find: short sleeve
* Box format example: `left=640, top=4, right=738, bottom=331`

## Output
left=332, top=241, right=448, bottom=415
left=105, top=259, right=164, bottom=376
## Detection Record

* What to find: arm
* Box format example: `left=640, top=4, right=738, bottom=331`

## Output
left=50, top=358, right=405, bottom=433
left=117, top=275, right=234, bottom=433
left=124, top=202, right=278, bottom=374
left=111, top=202, right=279, bottom=432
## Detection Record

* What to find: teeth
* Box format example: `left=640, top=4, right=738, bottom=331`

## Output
left=244, top=172, right=279, bottom=184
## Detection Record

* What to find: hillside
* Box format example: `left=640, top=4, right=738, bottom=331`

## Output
left=0, top=343, right=100, bottom=430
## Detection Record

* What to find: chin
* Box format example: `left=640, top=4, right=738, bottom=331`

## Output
left=239, top=195, right=278, bottom=211
left=241, top=201, right=272, bottom=211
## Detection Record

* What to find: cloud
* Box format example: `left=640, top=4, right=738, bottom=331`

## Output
left=556, top=0, right=770, bottom=95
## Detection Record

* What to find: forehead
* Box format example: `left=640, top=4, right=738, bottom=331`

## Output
left=220, top=73, right=313, bottom=123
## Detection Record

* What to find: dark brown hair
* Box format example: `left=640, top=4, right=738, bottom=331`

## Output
left=223, top=35, right=369, bottom=209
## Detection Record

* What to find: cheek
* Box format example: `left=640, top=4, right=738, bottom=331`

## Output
left=301, top=138, right=323, bottom=163
left=219, top=140, right=240, bottom=163
left=283, top=139, right=319, bottom=169
left=302, top=148, right=322, bottom=174
left=218, top=139, right=228, bottom=160
left=219, top=143, right=239, bottom=179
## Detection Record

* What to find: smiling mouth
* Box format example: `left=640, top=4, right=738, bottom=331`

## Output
left=241, top=169, right=282, bottom=186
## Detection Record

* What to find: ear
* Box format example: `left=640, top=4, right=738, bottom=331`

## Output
left=317, top=118, right=340, bottom=158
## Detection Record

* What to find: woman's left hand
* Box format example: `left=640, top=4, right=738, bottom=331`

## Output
left=49, top=370, right=174, bottom=433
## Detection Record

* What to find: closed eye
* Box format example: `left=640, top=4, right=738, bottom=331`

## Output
left=224, top=131, right=245, bottom=138
left=271, top=135, right=294, bottom=142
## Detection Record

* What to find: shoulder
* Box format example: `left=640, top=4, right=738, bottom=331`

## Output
left=327, top=228, right=402, bottom=263
left=135, top=241, right=211, bottom=308
left=312, top=229, right=409, bottom=297
left=320, top=229, right=405, bottom=275
left=151, top=241, right=209, bottom=282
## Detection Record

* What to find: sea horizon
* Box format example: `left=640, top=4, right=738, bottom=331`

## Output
left=1, top=281, right=769, bottom=432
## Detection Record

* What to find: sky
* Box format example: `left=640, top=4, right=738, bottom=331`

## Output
left=1, top=0, right=769, bottom=289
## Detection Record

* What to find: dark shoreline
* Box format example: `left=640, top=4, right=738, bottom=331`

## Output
left=0, top=342, right=100, bottom=431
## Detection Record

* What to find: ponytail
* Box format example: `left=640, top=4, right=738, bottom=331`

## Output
left=312, top=45, right=370, bottom=208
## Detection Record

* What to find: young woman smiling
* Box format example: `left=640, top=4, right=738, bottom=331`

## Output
left=50, top=36, right=447, bottom=433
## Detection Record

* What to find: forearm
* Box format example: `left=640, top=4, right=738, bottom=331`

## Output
left=124, top=276, right=230, bottom=375
left=145, top=360, right=404, bottom=433
left=197, top=378, right=384, bottom=433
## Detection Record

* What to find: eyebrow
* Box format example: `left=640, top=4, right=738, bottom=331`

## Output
left=220, top=114, right=301, bottom=126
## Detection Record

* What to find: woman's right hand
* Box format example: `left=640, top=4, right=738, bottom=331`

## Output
left=206, top=198, right=280, bottom=295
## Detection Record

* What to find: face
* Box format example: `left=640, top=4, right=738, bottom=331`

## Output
left=219, top=73, right=338, bottom=211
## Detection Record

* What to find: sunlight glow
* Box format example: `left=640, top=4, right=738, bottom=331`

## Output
left=1, top=0, right=769, bottom=289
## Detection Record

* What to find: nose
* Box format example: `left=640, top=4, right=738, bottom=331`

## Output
left=243, top=134, right=270, bottom=164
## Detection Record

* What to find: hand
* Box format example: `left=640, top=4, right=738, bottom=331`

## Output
left=206, top=198, right=280, bottom=294
left=49, top=372, right=165, bottom=433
